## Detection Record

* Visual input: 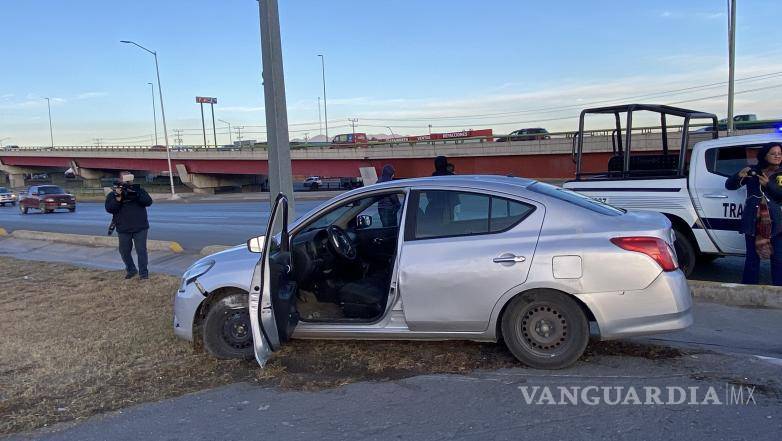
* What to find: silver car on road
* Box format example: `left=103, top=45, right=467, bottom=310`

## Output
left=174, top=176, right=692, bottom=369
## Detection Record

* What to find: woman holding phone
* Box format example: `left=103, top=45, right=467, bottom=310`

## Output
left=725, top=143, right=782, bottom=285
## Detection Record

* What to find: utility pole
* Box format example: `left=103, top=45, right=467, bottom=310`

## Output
left=148, top=82, right=158, bottom=145
left=236, top=126, right=244, bottom=147
left=348, top=118, right=358, bottom=138
left=44, top=98, right=54, bottom=148
left=218, top=119, right=233, bottom=146
left=173, top=129, right=184, bottom=146
left=727, top=0, right=737, bottom=135
left=259, top=0, right=295, bottom=217
left=317, top=96, right=322, bottom=136
left=318, top=54, right=328, bottom=141
left=199, top=102, right=208, bottom=147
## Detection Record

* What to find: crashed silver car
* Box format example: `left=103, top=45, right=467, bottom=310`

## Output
left=174, top=176, right=692, bottom=369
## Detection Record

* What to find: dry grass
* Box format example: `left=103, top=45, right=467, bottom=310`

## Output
left=0, top=256, right=684, bottom=435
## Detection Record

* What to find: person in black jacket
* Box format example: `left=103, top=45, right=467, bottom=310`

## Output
left=432, top=156, right=453, bottom=176
left=377, top=164, right=401, bottom=227
left=105, top=179, right=154, bottom=279
left=725, top=143, right=782, bottom=285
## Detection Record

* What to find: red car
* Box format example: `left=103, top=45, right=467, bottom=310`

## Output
left=19, top=185, right=76, bottom=214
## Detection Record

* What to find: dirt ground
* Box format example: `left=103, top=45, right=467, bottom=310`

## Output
left=0, top=256, right=684, bottom=435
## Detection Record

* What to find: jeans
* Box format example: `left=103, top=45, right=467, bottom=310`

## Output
left=118, top=229, right=149, bottom=277
left=742, top=233, right=782, bottom=285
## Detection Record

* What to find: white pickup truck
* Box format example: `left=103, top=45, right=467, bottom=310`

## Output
left=564, top=104, right=782, bottom=276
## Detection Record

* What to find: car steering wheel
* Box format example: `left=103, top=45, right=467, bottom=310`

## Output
left=326, top=225, right=357, bottom=261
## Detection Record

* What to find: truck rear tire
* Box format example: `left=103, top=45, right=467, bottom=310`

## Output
left=673, top=229, right=696, bottom=277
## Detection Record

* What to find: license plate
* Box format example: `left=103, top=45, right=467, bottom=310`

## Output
left=61, top=203, right=67, bottom=206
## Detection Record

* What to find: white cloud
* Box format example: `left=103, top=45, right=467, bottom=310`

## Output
left=76, top=92, right=108, bottom=100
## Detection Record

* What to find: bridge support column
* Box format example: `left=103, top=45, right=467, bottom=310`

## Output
left=69, top=161, right=113, bottom=188
left=7, top=173, right=26, bottom=189
left=0, top=160, right=44, bottom=189
left=175, top=164, right=254, bottom=194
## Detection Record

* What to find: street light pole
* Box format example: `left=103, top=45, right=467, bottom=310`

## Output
left=121, top=40, right=177, bottom=199
left=318, top=54, right=328, bottom=141
left=148, top=82, right=159, bottom=145
left=317, top=96, right=322, bottom=136
left=218, top=119, right=233, bottom=146
left=727, top=0, right=737, bottom=135
left=44, top=98, right=54, bottom=148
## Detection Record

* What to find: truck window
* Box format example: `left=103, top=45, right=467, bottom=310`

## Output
left=704, top=145, right=760, bottom=178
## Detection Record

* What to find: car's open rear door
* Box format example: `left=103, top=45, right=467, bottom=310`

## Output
left=249, top=194, right=299, bottom=367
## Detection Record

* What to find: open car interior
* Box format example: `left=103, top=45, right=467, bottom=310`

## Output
left=284, top=191, right=405, bottom=322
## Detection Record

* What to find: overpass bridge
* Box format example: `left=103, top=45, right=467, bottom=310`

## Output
left=0, top=127, right=770, bottom=192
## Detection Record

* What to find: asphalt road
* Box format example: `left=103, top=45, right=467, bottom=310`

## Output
left=0, top=200, right=325, bottom=251
left=0, top=198, right=768, bottom=283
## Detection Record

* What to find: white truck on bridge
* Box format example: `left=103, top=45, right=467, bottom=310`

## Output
left=564, top=104, right=782, bottom=276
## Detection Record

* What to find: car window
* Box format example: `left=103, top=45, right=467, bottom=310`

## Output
left=412, top=190, right=535, bottom=240
left=529, top=182, right=624, bottom=216
left=300, top=192, right=403, bottom=233
left=490, top=197, right=535, bottom=232
left=358, top=194, right=404, bottom=229
left=28, top=187, right=36, bottom=195
left=704, top=145, right=761, bottom=178
left=0, top=187, right=8, bottom=193
left=39, top=186, right=64, bottom=195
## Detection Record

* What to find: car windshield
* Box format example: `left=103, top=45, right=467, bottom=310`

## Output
left=529, top=182, right=625, bottom=216
left=39, top=186, right=65, bottom=195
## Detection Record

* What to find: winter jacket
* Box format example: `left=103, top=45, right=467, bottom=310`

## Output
left=105, top=185, right=153, bottom=233
left=725, top=166, right=782, bottom=237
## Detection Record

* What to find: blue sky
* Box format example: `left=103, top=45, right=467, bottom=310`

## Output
left=1, top=0, right=781, bottom=146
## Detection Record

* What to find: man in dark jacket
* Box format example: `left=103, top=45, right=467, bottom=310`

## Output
left=105, top=179, right=154, bottom=279
left=377, top=164, right=401, bottom=227
left=432, top=156, right=453, bottom=176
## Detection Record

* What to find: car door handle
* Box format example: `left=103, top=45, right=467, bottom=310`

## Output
left=703, top=193, right=728, bottom=199
left=493, top=254, right=526, bottom=264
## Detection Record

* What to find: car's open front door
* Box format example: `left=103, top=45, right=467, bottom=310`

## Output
left=249, top=194, right=299, bottom=367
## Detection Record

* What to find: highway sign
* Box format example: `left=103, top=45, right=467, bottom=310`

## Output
left=196, top=96, right=217, bottom=104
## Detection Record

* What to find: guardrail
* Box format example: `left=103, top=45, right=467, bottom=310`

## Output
left=2, top=122, right=774, bottom=153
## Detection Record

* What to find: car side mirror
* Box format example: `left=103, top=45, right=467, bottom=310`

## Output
left=356, top=214, right=373, bottom=229
left=246, top=236, right=265, bottom=253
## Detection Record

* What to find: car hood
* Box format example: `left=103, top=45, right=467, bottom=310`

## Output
left=193, top=243, right=260, bottom=293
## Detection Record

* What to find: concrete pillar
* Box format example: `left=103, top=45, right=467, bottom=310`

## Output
left=176, top=163, right=251, bottom=194
left=69, top=160, right=112, bottom=180
left=8, top=174, right=26, bottom=189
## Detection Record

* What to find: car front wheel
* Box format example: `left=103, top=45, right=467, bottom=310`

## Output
left=501, top=290, right=589, bottom=369
left=203, top=293, right=254, bottom=360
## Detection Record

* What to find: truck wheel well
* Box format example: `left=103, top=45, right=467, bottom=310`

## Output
left=663, top=214, right=701, bottom=254
left=496, top=288, right=598, bottom=342
left=192, top=287, right=249, bottom=349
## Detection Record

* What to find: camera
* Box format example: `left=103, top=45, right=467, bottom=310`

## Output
left=748, top=170, right=758, bottom=177
left=114, top=182, right=139, bottom=200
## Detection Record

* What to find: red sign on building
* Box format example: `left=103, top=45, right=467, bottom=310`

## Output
left=196, top=96, right=217, bottom=104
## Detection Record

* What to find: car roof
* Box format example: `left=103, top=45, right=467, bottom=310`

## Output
left=351, top=175, right=537, bottom=196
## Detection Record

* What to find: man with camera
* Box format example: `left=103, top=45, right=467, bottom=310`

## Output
left=105, top=175, right=154, bottom=279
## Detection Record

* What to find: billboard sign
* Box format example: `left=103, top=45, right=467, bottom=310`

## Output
left=196, top=96, right=217, bottom=104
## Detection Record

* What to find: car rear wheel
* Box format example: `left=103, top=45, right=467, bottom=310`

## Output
left=203, top=293, right=254, bottom=360
left=673, top=229, right=695, bottom=277
left=501, top=290, right=589, bottom=369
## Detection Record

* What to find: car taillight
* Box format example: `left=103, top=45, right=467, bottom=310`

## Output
left=610, top=236, right=678, bottom=272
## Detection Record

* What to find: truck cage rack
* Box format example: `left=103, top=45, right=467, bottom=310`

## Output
left=572, top=104, right=718, bottom=180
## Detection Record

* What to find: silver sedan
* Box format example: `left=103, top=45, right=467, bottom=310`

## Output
left=174, top=176, right=692, bottom=369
